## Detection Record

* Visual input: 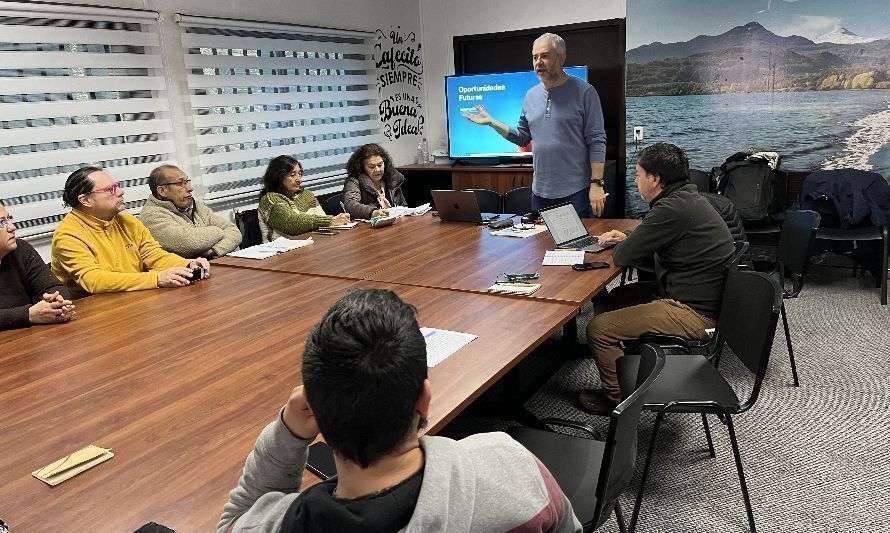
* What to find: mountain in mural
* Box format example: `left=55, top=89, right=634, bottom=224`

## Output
left=627, top=22, right=890, bottom=96
left=814, top=26, right=877, bottom=45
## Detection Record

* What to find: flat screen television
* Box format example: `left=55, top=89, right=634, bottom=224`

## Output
left=445, top=66, right=588, bottom=160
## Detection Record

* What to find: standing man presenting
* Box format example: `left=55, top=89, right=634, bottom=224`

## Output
left=464, top=33, right=607, bottom=217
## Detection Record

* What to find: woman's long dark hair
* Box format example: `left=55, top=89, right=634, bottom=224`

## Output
left=260, top=155, right=302, bottom=196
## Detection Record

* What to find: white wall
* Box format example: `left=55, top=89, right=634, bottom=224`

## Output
left=23, top=0, right=422, bottom=258
left=420, top=0, right=625, bottom=152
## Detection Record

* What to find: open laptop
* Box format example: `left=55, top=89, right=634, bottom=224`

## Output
left=431, top=190, right=507, bottom=223
left=540, top=203, right=616, bottom=252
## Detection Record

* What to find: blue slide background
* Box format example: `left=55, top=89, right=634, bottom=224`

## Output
left=446, top=67, right=587, bottom=158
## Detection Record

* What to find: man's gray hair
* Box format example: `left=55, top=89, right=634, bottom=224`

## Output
left=535, top=33, right=566, bottom=55
left=148, top=164, right=183, bottom=197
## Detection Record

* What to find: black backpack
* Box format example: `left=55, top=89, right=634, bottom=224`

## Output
left=716, top=153, right=787, bottom=224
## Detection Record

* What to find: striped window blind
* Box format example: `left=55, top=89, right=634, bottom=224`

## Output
left=0, top=3, right=175, bottom=238
left=176, top=15, right=380, bottom=203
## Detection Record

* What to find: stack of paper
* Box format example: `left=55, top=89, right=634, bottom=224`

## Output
left=420, top=327, right=477, bottom=367
left=226, top=237, right=313, bottom=259
left=542, top=250, right=585, bottom=266
left=490, top=225, right=549, bottom=238
left=487, top=282, right=541, bottom=295
left=388, top=203, right=431, bottom=218
left=329, top=221, right=359, bottom=230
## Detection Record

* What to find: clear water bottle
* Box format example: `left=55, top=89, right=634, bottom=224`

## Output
left=418, top=137, right=430, bottom=166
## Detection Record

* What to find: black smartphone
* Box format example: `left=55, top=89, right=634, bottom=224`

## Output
left=505, top=272, right=540, bottom=281
left=190, top=266, right=204, bottom=281
left=572, top=262, right=610, bottom=271
left=306, top=442, right=337, bottom=479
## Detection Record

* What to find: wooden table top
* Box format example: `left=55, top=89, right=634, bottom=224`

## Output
left=0, top=265, right=576, bottom=532
left=214, top=214, right=639, bottom=303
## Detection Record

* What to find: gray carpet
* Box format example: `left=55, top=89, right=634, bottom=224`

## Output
left=441, top=258, right=890, bottom=532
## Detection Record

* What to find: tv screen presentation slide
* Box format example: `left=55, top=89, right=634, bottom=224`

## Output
left=446, top=66, right=587, bottom=159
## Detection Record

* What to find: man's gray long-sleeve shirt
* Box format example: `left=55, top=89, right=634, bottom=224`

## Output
left=506, top=76, right=606, bottom=199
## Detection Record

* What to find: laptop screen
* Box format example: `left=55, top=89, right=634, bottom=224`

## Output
left=540, top=204, right=588, bottom=245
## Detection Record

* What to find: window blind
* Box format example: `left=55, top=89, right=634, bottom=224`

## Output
left=176, top=15, right=380, bottom=203
left=0, top=2, right=175, bottom=238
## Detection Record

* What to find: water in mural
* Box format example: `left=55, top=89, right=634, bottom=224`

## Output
left=625, top=0, right=890, bottom=217
left=375, top=26, right=424, bottom=141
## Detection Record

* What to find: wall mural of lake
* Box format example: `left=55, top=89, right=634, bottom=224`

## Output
left=626, top=0, right=890, bottom=216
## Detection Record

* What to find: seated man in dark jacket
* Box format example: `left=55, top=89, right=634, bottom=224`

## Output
left=0, top=202, right=75, bottom=330
left=579, top=143, right=734, bottom=414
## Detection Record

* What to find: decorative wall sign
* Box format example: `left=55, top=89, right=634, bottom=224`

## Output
left=374, top=26, right=425, bottom=140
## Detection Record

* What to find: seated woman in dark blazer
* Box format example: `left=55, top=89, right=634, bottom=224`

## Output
left=258, top=156, right=351, bottom=242
left=342, top=144, right=408, bottom=219
left=0, top=202, right=75, bottom=330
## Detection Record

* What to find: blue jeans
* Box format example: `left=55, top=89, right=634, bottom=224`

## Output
left=532, top=188, right=593, bottom=218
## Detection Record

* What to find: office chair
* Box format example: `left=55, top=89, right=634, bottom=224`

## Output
left=504, top=186, right=532, bottom=215
left=465, top=188, right=503, bottom=214
left=325, top=192, right=345, bottom=215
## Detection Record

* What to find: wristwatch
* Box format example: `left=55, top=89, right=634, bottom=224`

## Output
left=590, top=178, right=605, bottom=187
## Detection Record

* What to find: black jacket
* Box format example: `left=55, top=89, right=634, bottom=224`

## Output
left=614, top=182, right=734, bottom=318
left=794, top=169, right=890, bottom=228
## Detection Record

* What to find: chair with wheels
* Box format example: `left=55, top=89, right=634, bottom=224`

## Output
left=465, top=188, right=503, bottom=214
left=504, top=186, right=532, bottom=214
left=508, top=344, right=665, bottom=533
left=617, top=270, right=782, bottom=533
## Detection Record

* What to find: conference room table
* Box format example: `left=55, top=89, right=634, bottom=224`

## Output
left=0, top=265, right=577, bottom=532
left=215, top=213, right=639, bottom=304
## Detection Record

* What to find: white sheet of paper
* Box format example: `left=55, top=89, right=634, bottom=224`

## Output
left=388, top=204, right=431, bottom=218
left=226, top=238, right=313, bottom=259
left=420, top=327, right=478, bottom=367
left=542, top=250, right=585, bottom=266
left=490, top=225, right=549, bottom=238
left=329, top=221, right=359, bottom=229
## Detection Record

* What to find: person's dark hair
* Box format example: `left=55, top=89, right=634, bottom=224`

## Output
left=345, top=143, right=395, bottom=182
left=637, top=143, right=689, bottom=186
left=260, top=155, right=302, bottom=197
left=302, top=289, right=427, bottom=468
left=62, top=166, right=102, bottom=208
left=148, top=165, right=182, bottom=197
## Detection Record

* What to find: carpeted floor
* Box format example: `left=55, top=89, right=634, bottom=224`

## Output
left=440, top=258, right=890, bottom=532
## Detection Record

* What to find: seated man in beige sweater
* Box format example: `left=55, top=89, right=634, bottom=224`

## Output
left=139, top=165, right=242, bottom=259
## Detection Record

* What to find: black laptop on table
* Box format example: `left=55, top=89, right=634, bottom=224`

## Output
left=431, top=190, right=510, bottom=223
left=539, top=202, right=616, bottom=253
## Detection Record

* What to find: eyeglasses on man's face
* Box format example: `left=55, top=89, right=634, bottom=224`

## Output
left=0, top=215, right=14, bottom=229
left=86, top=182, right=122, bottom=195
left=159, top=178, right=192, bottom=188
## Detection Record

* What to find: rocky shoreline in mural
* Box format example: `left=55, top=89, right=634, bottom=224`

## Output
left=627, top=22, right=890, bottom=97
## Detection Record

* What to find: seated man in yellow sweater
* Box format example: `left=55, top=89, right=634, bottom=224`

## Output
left=51, top=166, right=211, bottom=299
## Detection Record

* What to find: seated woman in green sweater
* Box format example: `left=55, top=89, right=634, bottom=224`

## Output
left=258, top=156, right=350, bottom=242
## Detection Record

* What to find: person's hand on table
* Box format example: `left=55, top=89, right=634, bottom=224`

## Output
left=157, top=266, right=194, bottom=287
left=598, top=230, right=628, bottom=245
left=29, top=291, right=75, bottom=324
left=331, top=213, right=351, bottom=226
left=371, top=208, right=389, bottom=217
left=282, top=385, right=320, bottom=440
left=188, top=257, right=211, bottom=278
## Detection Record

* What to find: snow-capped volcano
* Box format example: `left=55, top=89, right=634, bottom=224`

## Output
left=814, top=26, right=876, bottom=45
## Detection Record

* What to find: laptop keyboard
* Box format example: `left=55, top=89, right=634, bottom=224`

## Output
left=568, top=235, right=598, bottom=247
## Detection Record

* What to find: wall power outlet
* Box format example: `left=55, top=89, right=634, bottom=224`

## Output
left=633, top=127, right=644, bottom=141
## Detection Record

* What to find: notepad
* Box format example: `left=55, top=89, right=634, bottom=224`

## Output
left=33, top=445, right=114, bottom=486
left=487, top=282, right=541, bottom=295
left=490, top=225, right=549, bottom=238
left=420, top=327, right=477, bottom=367
left=542, top=250, right=585, bottom=266
left=329, top=221, right=359, bottom=230
left=227, top=237, right=314, bottom=259
left=388, top=204, right=431, bottom=218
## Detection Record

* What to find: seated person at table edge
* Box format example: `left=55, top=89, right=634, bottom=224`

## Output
left=138, top=165, right=242, bottom=259
left=258, top=155, right=350, bottom=242
left=579, top=143, right=734, bottom=414
left=0, top=201, right=75, bottom=330
left=51, top=166, right=210, bottom=299
left=342, top=143, right=407, bottom=219
left=218, top=289, right=581, bottom=533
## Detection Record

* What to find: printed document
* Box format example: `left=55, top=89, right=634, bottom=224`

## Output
left=420, top=327, right=477, bottom=367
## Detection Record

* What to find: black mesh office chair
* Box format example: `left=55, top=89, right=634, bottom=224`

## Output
left=770, top=210, right=820, bottom=386
left=233, top=208, right=261, bottom=248
left=508, top=344, right=665, bottom=533
left=503, top=186, right=532, bottom=214
left=465, top=188, right=503, bottom=214
left=617, top=271, right=782, bottom=533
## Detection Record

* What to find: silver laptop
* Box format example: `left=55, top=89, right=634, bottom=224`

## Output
left=432, top=190, right=505, bottom=223
left=540, top=203, right=615, bottom=252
